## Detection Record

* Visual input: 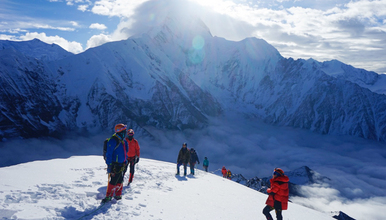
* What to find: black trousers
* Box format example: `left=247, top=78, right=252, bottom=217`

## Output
left=109, top=163, right=125, bottom=185
left=263, top=200, right=283, bottom=220
left=126, top=157, right=137, bottom=174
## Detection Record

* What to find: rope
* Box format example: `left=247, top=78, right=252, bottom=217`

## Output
left=75, top=173, right=111, bottom=220
left=76, top=203, right=107, bottom=220
left=76, top=166, right=124, bottom=220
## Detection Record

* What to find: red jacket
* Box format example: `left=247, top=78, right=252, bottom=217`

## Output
left=125, top=138, right=140, bottom=158
left=221, top=167, right=227, bottom=176
left=266, top=175, right=289, bottom=210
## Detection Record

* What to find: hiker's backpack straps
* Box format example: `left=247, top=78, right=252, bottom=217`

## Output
left=103, top=134, right=123, bottom=161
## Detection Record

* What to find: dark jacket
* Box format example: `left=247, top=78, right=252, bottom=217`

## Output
left=266, top=175, right=290, bottom=210
left=177, top=147, right=190, bottom=164
left=189, top=149, right=200, bottom=164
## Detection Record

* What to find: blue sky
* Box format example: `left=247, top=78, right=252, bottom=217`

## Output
left=1, top=0, right=386, bottom=74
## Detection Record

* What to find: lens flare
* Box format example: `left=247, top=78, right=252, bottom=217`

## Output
left=192, top=35, right=205, bottom=50
left=149, top=13, right=155, bottom=21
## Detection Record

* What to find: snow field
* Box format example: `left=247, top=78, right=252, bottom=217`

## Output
left=0, top=156, right=332, bottom=219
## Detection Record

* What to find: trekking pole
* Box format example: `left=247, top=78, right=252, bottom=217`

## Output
left=106, top=173, right=111, bottom=197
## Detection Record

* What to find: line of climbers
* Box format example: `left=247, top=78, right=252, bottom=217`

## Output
left=176, top=142, right=209, bottom=176
left=103, top=123, right=290, bottom=220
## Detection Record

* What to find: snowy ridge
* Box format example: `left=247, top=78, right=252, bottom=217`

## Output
left=0, top=156, right=333, bottom=219
left=0, top=38, right=73, bottom=61
left=317, top=59, right=386, bottom=95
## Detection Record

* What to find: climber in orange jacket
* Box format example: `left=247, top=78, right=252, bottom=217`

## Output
left=125, top=129, right=141, bottom=185
left=263, top=168, right=289, bottom=220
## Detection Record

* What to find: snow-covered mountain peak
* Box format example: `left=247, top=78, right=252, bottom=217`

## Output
left=131, top=0, right=212, bottom=44
left=305, top=58, right=386, bottom=95
left=0, top=38, right=73, bottom=61
left=2, top=10, right=386, bottom=142
left=286, top=166, right=331, bottom=185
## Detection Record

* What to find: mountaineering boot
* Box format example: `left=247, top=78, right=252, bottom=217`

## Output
left=114, top=195, right=122, bottom=200
left=101, top=196, right=112, bottom=204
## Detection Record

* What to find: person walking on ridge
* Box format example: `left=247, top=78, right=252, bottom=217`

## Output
left=189, top=148, right=200, bottom=175
left=102, top=123, right=128, bottom=203
left=124, top=129, right=141, bottom=185
left=221, top=166, right=227, bottom=178
left=226, top=169, right=232, bottom=179
left=262, top=168, right=289, bottom=220
left=203, top=157, right=209, bottom=172
left=176, top=142, right=190, bottom=176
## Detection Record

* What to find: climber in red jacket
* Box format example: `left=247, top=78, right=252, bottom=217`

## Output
left=263, top=168, right=289, bottom=220
left=125, top=129, right=141, bottom=185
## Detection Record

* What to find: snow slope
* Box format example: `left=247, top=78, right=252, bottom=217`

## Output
left=0, top=156, right=332, bottom=220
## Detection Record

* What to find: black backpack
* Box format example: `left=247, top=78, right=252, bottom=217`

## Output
left=103, top=135, right=121, bottom=161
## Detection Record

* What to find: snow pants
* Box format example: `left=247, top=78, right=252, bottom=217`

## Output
left=125, top=156, right=137, bottom=183
left=190, top=162, right=196, bottom=175
left=106, top=163, right=125, bottom=197
left=263, top=200, right=283, bottom=220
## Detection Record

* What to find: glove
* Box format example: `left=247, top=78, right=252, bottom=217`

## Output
left=136, top=157, right=140, bottom=164
left=107, top=164, right=112, bottom=174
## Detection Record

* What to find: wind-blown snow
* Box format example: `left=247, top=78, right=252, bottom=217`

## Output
left=0, top=156, right=332, bottom=220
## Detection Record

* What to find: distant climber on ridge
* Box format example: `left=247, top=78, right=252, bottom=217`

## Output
left=176, top=142, right=190, bottom=176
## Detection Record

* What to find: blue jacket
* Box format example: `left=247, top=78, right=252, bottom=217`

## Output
left=105, top=134, right=127, bottom=165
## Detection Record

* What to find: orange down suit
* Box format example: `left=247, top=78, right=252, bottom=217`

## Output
left=266, top=175, right=289, bottom=210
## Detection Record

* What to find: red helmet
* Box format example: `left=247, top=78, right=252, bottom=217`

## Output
left=114, top=124, right=127, bottom=133
left=273, top=168, right=284, bottom=176
left=127, top=129, right=134, bottom=136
